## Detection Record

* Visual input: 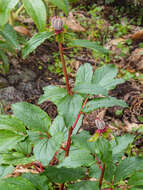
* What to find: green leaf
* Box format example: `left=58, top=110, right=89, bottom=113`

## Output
left=103, top=78, right=125, bottom=90
left=0, top=0, right=19, bottom=26
left=89, top=163, right=101, bottom=179
left=58, top=94, right=83, bottom=128
left=46, top=167, right=86, bottom=183
left=0, top=152, right=35, bottom=165
left=83, top=97, right=127, bottom=113
left=71, top=39, right=108, bottom=54
left=114, top=157, right=143, bottom=183
left=0, top=24, right=20, bottom=50
left=58, top=149, right=94, bottom=168
left=22, top=0, right=47, bottom=32
left=49, top=115, right=68, bottom=140
left=0, top=40, right=15, bottom=53
left=74, top=83, right=107, bottom=96
left=112, top=135, right=134, bottom=159
left=0, top=165, right=14, bottom=178
left=0, top=115, right=26, bottom=133
left=22, top=173, right=49, bottom=190
left=0, top=176, right=36, bottom=190
left=128, top=172, right=143, bottom=187
left=38, top=85, right=67, bottom=105
left=92, top=64, right=117, bottom=84
left=0, top=50, right=9, bottom=74
left=15, top=139, right=32, bottom=155
left=75, top=63, right=93, bottom=85
left=92, top=64, right=124, bottom=90
left=48, top=0, right=69, bottom=16
left=12, top=102, right=51, bottom=132
left=0, top=130, right=25, bottom=152
left=104, top=162, right=116, bottom=182
left=68, top=181, right=99, bottom=190
left=34, top=132, right=64, bottom=166
left=22, top=31, right=53, bottom=59
left=71, top=131, right=95, bottom=153
left=95, top=137, right=112, bottom=164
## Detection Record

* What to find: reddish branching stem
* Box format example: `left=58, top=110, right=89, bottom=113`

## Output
left=58, top=43, right=72, bottom=95
left=64, top=95, right=89, bottom=157
left=99, top=163, right=105, bottom=190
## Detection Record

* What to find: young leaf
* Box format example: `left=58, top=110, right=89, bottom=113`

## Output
left=58, top=149, right=94, bottom=168
left=71, top=39, right=108, bottom=54
left=114, top=157, right=143, bottom=183
left=22, top=31, right=53, bottom=58
left=22, top=173, right=49, bottom=190
left=68, top=181, right=99, bottom=190
left=75, top=63, right=93, bottom=85
left=58, top=94, right=83, bottom=128
left=48, top=0, right=70, bottom=16
left=0, top=24, right=20, bottom=50
left=46, top=167, right=86, bottom=183
left=38, top=85, right=67, bottom=105
left=0, top=165, right=14, bottom=179
left=0, top=130, right=25, bottom=152
left=83, top=97, right=127, bottom=113
left=0, top=177, right=36, bottom=190
left=74, top=83, right=107, bottom=96
left=34, top=132, right=64, bottom=166
left=12, top=102, right=51, bottom=132
left=22, top=0, right=47, bottom=32
left=0, top=0, right=19, bottom=26
left=0, top=115, right=26, bottom=133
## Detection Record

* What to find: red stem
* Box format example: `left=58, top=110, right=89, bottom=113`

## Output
left=58, top=43, right=72, bottom=95
left=65, top=127, right=73, bottom=157
left=99, top=164, right=105, bottom=190
left=64, top=95, right=89, bottom=156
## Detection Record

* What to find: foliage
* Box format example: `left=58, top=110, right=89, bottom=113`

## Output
left=0, top=0, right=142, bottom=190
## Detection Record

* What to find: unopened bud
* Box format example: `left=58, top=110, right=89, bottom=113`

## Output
left=95, top=117, right=106, bottom=130
left=51, top=17, right=63, bottom=33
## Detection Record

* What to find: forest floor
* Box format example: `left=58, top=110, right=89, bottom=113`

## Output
left=0, top=3, right=143, bottom=155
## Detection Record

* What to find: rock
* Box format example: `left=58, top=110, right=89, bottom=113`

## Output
left=8, top=68, right=37, bottom=85
left=0, top=76, right=9, bottom=89
left=0, top=87, right=25, bottom=104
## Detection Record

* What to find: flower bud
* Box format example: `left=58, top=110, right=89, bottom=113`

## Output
left=95, top=117, right=106, bottom=130
left=51, top=17, right=63, bottom=33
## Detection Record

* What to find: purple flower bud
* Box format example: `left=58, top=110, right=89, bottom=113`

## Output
left=51, top=16, right=63, bottom=33
left=95, top=117, right=106, bottom=130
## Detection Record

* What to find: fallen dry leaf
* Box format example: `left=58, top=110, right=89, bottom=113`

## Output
left=14, top=26, right=31, bottom=37
left=62, top=12, right=85, bottom=32
left=132, top=30, right=143, bottom=40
